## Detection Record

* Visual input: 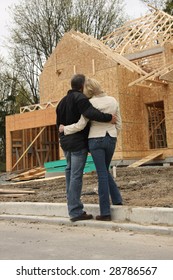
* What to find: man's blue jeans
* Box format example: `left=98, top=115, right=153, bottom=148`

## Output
left=64, top=148, right=88, bottom=218
left=89, top=133, right=122, bottom=216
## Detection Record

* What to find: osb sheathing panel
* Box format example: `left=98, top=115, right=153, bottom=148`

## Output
left=164, top=42, right=173, bottom=64
left=6, top=107, right=56, bottom=132
left=141, top=86, right=167, bottom=104
left=119, top=60, right=173, bottom=158
left=95, top=67, right=119, bottom=99
left=166, top=119, right=173, bottom=148
left=39, top=33, right=118, bottom=104
left=117, top=67, right=148, bottom=158
left=117, top=65, right=173, bottom=159
left=164, top=85, right=173, bottom=148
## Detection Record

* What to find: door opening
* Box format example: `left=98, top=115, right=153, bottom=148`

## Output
left=147, top=101, right=167, bottom=149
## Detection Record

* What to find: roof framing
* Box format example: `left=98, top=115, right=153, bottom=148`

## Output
left=101, top=6, right=173, bottom=55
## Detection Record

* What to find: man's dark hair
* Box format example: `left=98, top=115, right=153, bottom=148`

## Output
left=71, top=74, right=85, bottom=91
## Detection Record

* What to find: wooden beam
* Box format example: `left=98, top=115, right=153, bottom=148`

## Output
left=0, top=189, right=35, bottom=194
left=127, top=151, right=163, bottom=168
left=128, top=62, right=173, bottom=87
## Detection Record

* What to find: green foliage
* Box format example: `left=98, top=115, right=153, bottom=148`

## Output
left=0, top=58, right=31, bottom=161
left=164, top=0, right=173, bottom=14
left=0, top=161, right=6, bottom=172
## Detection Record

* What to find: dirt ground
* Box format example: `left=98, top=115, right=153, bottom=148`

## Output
left=0, top=165, right=173, bottom=208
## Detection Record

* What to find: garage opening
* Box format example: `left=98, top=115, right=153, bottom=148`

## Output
left=147, top=101, right=167, bottom=149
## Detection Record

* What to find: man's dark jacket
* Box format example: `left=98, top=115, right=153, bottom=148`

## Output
left=56, top=89, right=112, bottom=152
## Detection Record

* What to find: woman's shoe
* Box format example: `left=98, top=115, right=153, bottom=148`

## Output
left=96, top=215, right=111, bottom=221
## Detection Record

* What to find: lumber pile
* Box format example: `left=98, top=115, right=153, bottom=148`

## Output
left=9, top=167, right=46, bottom=182
left=0, top=188, right=35, bottom=197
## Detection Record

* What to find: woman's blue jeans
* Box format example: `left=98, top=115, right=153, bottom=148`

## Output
left=64, top=148, right=88, bottom=218
left=89, top=133, right=122, bottom=216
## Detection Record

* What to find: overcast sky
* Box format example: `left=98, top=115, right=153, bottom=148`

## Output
left=0, top=0, right=149, bottom=57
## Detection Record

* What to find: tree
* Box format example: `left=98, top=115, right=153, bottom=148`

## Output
left=0, top=58, right=31, bottom=162
left=67, top=0, right=126, bottom=39
left=164, top=0, right=173, bottom=15
left=7, top=0, right=126, bottom=103
left=11, top=45, right=41, bottom=104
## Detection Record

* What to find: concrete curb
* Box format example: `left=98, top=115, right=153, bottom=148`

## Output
left=0, top=202, right=173, bottom=235
left=0, top=202, right=173, bottom=225
left=0, top=214, right=173, bottom=236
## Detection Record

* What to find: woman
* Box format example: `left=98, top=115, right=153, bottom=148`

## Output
left=59, top=78, right=123, bottom=221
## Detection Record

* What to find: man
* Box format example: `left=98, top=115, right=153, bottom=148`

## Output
left=56, top=74, right=115, bottom=222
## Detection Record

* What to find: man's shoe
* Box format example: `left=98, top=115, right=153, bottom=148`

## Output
left=115, top=202, right=123, bottom=205
left=96, top=215, right=111, bottom=221
left=70, top=211, right=93, bottom=222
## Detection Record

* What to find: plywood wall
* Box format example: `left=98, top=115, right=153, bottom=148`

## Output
left=117, top=64, right=173, bottom=159
left=39, top=33, right=117, bottom=104
left=118, top=67, right=146, bottom=158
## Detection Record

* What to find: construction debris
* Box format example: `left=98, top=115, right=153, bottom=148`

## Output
left=0, top=188, right=35, bottom=197
left=9, top=167, right=46, bottom=182
left=0, top=189, right=35, bottom=194
left=128, top=151, right=163, bottom=168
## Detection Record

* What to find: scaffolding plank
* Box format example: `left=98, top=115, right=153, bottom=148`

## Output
left=128, top=151, right=163, bottom=168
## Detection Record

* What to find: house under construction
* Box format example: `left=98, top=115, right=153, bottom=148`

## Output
left=6, top=7, right=173, bottom=172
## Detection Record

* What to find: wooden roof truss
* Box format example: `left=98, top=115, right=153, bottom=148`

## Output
left=101, top=7, right=173, bottom=56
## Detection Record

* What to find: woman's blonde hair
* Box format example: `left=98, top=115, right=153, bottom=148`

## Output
left=84, top=78, right=103, bottom=98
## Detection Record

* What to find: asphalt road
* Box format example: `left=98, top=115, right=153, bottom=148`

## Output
left=0, top=219, right=173, bottom=260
